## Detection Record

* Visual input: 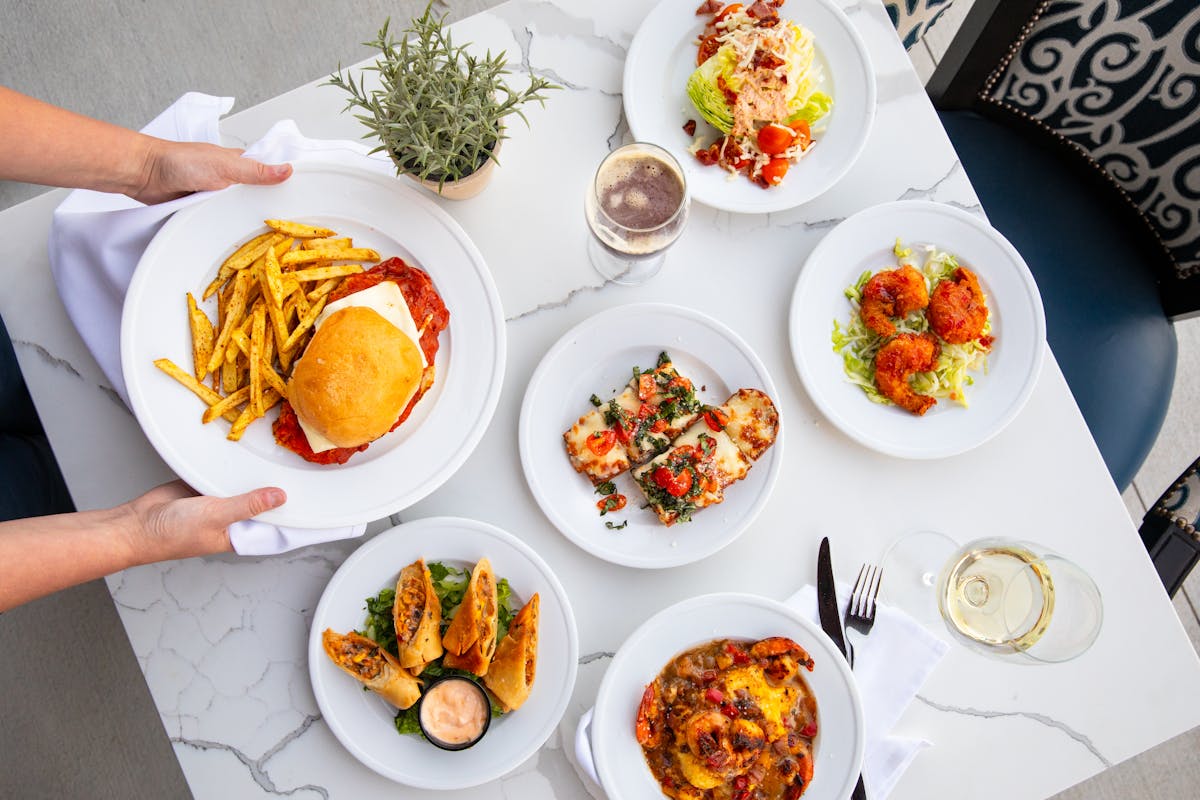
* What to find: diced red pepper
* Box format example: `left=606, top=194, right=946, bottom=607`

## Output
left=705, top=687, right=724, bottom=704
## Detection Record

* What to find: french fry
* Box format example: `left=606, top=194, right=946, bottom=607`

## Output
left=260, top=360, right=288, bottom=399
left=282, top=295, right=329, bottom=353
left=202, top=385, right=251, bottom=424
left=186, top=293, right=214, bottom=379
left=222, top=356, right=239, bottom=394
left=306, top=278, right=341, bottom=302
left=302, top=236, right=352, bottom=250
left=281, top=247, right=379, bottom=267
left=227, top=389, right=281, bottom=441
left=265, top=219, right=336, bottom=239
left=207, top=272, right=251, bottom=374
left=154, top=359, right=240, bottom=423
left=262, top=244, right=286, bottom=308
left=287, top=264, right=365, bottom=283
left=250, top=304, right=266, bottom=417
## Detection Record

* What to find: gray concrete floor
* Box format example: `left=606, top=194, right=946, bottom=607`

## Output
left=2, top=0, right=1198, bottom=797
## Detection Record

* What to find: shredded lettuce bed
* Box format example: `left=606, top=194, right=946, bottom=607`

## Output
left=830, top=239, right=991, bottom=408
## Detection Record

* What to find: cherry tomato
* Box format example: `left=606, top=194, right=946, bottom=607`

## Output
left=637, top=402, right=659, bottom=423
left=666, top=376, right=693, bottom=392
left=696, top=34, right=721, bottom=66
left=596, top=493, right=627, bottom=513
left=650, top=418, right=669, bottom=433
left=703, top=407, right=729, bottom=431
left=756, top=122, right=796, bottom=156
left=761, top=157, right=789, bottom=186
left=586, top=429, right=616, bottom=456
left=788, top=118, right=812, bottom=147
left=653, top=466, right=693, bottom=498
left=637, top=373, right=656, bottom=401
left=715, top=3, right=743, bottom=24
left=612, top=416, right=634, bottom=445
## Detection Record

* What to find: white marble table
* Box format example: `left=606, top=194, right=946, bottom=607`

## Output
left=3, top=1, right=1199, bottom=798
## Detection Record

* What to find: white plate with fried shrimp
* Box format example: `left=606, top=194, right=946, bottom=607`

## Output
left=788, top=200, right=1046, bottom=459
left=121, top=163, right=505, bottom=527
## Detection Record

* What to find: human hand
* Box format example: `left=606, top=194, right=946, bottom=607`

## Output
left=129, top=139, right=292, bottom=205
left=121, top=479, right=286, bottom=563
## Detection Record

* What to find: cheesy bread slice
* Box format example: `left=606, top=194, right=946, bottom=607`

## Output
left=619, top=356, right=703, bottom=464
left=563, top=408, right=631, bottom=484
left=719, top=388, right=779, bottom=462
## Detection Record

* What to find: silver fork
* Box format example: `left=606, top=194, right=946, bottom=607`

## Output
left=847, top=563, right=883, bottom=637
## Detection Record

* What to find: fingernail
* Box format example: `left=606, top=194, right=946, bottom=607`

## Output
left=270, top=163, right=292, bottom=179
left=264, top=488, right=287, bottom=507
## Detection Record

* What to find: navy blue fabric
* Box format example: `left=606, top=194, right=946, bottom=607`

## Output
left=0, top=314, right=74, bottom=521
left=939, top=110, right=1176, bottom=490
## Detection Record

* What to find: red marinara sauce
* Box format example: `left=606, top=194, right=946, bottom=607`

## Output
left=271, top=257, right=450, bottom=465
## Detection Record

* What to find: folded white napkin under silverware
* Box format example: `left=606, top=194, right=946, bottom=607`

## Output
left=47, top=92, right=401, bottom=555
left=789, top=583, right=949, bottom=799
left=571, top=586, right=948, bottom=800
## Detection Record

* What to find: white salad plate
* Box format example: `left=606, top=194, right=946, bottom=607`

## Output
left=623, top=0, right=875, bottom=214
left=581, top=593, right=866, bottom=800
left=789, top=200, right=1046, bottom=459
left=308, top=517, right=579, bottom=790
left=121, top=162, right=506, bottom=528
left=519, top=302, right=783, bottom=569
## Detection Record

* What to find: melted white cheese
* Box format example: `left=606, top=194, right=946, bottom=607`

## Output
left=297, top=281, right=426, bottom=453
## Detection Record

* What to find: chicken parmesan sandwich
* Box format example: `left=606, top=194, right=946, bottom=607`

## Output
left=273, top=257, right=449, bottom=465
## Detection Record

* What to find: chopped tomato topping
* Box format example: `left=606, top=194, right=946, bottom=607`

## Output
left=696, top=34, right=721, bottom=66
left=703, top=408, right=729, bottom=431
left=597, top=494, right=627, bottom=513
left=757, top=122, right=796, bottom=156
left=789, top=118, right=812, bottom=148
left=653, top=466, right=694, bottom=498
left=586, top=429, right=616, bottom=456
left=760, top=157, right=789, bottom=186
left=638, top=374, right=656, bottom=401
left=666, top=376, right=693, bottom=392
left=650, top=418, right=669, bottom=433
left=715, top=3, right=743, bottom=23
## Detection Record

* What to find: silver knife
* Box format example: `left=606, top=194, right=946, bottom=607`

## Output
left=817, top=536, right=867, bottom=800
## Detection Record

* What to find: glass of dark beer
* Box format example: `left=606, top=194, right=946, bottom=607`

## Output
left=585, top=142, right=689, bottom=285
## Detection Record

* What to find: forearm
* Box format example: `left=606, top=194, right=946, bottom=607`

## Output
left=0, top=86, right=155, bottom=196
left=0, top=504, right=139, bottom=612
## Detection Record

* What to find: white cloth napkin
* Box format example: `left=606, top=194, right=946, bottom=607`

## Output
left=788, top=584, right=949, bottom=799
left=47, top=92, right=397, bottom=554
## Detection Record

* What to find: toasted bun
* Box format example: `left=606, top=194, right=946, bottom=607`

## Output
left=288, top=305, right=424, bottom=448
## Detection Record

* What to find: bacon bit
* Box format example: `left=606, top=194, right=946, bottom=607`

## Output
left=716, top=75, right=738, bottom=107
left=683, top=119, right=697, bottom=136
left=695, top=0, right=723, bottom=14
left=752, top=49, right=786, bottom=71
left=746, top=1, right=780, bottom=24
left=695, top=143, right=721, bottom=166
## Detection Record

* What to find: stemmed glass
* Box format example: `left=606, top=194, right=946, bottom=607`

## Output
left=584, top=142, right=690, bottom=285
left=881, top=531, right=1103, bottom=663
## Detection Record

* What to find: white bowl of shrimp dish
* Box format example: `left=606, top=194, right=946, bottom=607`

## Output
left=576, top=593, right=865, bottom=800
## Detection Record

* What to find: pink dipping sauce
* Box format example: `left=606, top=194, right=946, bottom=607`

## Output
left=419, top=678, right=489, bottom=746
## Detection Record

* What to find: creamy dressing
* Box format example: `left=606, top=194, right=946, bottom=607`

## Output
left=419, top=679, right=489, bottom=746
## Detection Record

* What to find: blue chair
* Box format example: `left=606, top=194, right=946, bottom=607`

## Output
left=920, top=0, right=1199, bottom=592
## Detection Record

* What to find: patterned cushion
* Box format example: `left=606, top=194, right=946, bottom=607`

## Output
left=885, top=0, right=956, bottom=50
left=984, top=1, right=1200, bottom=279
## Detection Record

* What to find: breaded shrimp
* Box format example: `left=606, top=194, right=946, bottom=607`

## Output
left=860, top=265, right=930, bottom=337
left=874, top=333, right=941, bottom=416
left=929, top=267, right=988, bottom=344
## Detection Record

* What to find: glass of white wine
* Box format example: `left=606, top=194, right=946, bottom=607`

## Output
left=881, top=531, right=1103, bottom=663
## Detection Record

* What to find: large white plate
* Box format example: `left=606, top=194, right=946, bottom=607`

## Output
left=623, top=0, right=875, bottom=214
left=590, top=593, right=865, bottom=800
left=519, top=303, right=782, bottom=568
left=308, top=517, right=578, bottom=789
left=789, top=200, right=1046, bottom=459
left=121, top=163, right=505, bottom=528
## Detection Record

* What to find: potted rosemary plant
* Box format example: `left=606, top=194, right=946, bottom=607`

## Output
left=328, top=3, right=557, bottom=199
